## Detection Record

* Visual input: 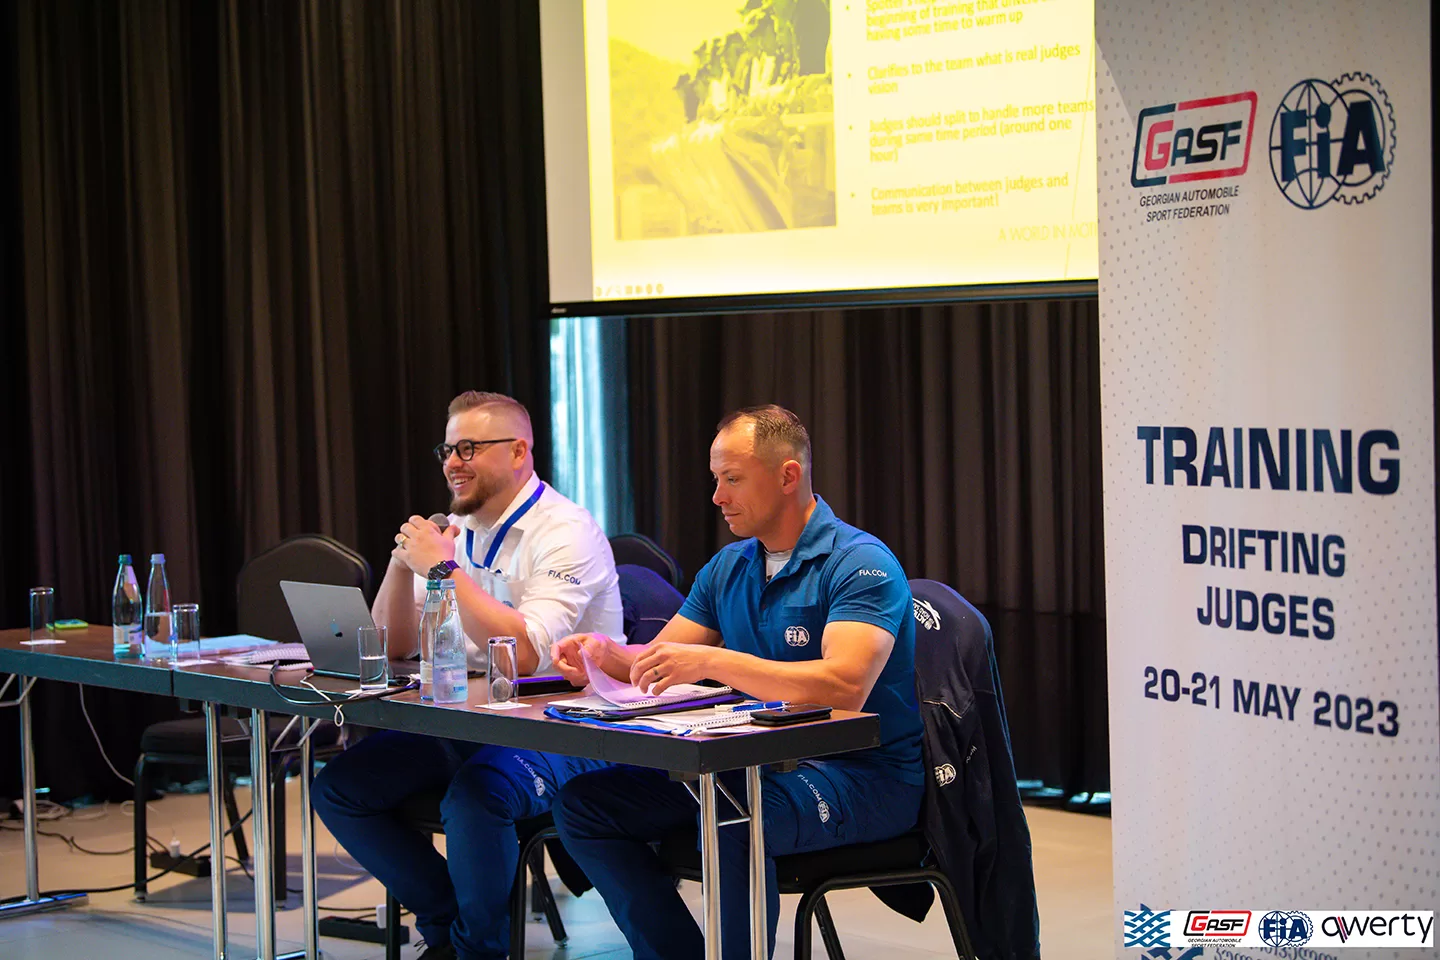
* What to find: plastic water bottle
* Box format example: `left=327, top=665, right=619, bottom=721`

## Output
left=112, top=555, right=143, bottom=657
left=145, top=554, right=174, bottom=661
left=431, top=580, right=469, bottom=705
left=418, top=580, right=442, bottom=700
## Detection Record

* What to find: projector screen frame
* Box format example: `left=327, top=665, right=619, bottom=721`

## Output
left=547, top=280, right=1099, bottom=318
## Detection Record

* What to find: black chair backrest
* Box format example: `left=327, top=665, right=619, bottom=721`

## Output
left=616, top=564, right=684, bottom=645
left=236, top=534, right=373, bottom=644
left=608, top=533, right=684, bottom=590
left=907, top=578, right=1038, bottom=960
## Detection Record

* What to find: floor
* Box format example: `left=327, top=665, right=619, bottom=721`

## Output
left=0, top=784, right=1112, bottom=959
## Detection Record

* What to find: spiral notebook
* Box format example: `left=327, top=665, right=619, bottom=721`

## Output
left=549, top=648, right=740, bottom=718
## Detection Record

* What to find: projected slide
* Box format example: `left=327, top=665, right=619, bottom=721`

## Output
left=542, top=0, right=1097, bottom=305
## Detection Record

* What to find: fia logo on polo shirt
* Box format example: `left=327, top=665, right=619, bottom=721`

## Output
left=784, top=625, right=810, bottom=647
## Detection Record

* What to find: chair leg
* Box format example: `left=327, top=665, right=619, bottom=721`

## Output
left=133, top=755, right=149, bottom=900
left=530, top=847, right=546, bottom=916
left=931, top=875, right=978, bottom=959
left=385, top=888, right=403, bottom=960
left=794, top=887, right=826, bottom=960
left=530, top=845, right=567, bottom=944
left=814, top=895, right=847, bottom=960
left=223, top=773, right=249, bottom=864
left=271, top=760, right=287, bottom=903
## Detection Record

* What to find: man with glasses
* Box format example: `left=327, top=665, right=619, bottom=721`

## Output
left=313, top=390, right=624, bottom=960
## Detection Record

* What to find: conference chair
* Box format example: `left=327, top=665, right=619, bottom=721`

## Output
left=378, top=566, right=688, bottom=956
left=654, top=580, right=1009, bottom=960
left=133, top=534, right=371, bottom=902
left=617, top=562, right=685, bottom=644
left=608, top=532, right=684, bottom=590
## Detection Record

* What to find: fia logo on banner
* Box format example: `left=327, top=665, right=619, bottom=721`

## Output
left=1269, top=73, right=1395, bottom=209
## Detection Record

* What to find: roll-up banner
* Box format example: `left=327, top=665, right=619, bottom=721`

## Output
left=1096, top=1, right=1437, bottom=956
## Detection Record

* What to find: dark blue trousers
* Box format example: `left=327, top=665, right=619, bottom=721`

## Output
left=553, top=761, right=923, bottom=960
left=312, top=731, right=606, bottom=959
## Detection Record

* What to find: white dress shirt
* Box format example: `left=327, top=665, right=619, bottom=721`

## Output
left=412, top=473, right=624, bottom=672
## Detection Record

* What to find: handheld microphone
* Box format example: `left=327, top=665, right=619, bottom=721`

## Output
left=427, top=512, right=452, bottom=532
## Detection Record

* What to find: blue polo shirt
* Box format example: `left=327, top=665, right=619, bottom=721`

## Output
left=677, top=496, right=924, bottom=784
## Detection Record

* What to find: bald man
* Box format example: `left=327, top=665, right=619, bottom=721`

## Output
left=313, top=390, right=624, bottom=960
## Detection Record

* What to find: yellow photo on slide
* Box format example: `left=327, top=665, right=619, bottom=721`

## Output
left=608, top=0, right=837, bottom=240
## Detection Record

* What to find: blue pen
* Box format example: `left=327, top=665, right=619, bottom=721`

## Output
left=729, top=700, right=786, bottom=712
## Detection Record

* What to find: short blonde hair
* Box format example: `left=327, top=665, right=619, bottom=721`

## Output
left=716, top=404, right=811, bottom=475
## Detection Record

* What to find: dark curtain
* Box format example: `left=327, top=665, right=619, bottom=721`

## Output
left=0, top=0, right=550, bottom=802
left=627, top=303, right=1109, bottom=796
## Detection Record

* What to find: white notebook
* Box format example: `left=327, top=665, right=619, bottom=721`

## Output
left=581, top=648, right=732, bottom=709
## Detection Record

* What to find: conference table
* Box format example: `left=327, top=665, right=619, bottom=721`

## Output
left=0, top=627, right=882, bottom=960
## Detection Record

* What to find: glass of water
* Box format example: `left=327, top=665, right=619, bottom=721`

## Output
left=488, top=636, right=518, bottom=705
left=173, top=604, right=201, bottom=662
left=29, top=587, right=56, bottom=643
left=357, top=624, right=388, bottom=691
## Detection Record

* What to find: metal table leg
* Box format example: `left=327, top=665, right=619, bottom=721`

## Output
left=299, top=718, right=318, bottom=960
left=698, top=772, right=722, bottom=960
left=206, top=702, right=229, bottom=960
left=746, top=766, right=767, bottom=960
left=250, top=709, right=276, bottom=960
left=0, top=678, right=87, bottom=919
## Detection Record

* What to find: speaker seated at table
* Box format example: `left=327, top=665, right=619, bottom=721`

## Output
left=373, top=563, right=684, bottom=954
left=609, top=533, right=684, bottom=590
left=652, top=580, right=1039, bottom=960
left=132, top=533, right=372, bottom=903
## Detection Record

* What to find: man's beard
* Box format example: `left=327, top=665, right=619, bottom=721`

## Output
left=449, top=473, right=505, bottom=517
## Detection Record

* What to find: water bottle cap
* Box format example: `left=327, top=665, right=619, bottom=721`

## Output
left=150, top=553, right=165, bottom=563
left=425, top=579, right=442, bottom=590
left=440, top=579, right=456, bottom=589
left=118, top=554, right=132, bottom=564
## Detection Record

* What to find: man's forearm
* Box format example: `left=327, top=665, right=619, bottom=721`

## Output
left=705, top=647, right=871, bottom=710
left=448, top=575, right=538, bottom=674
left=372, top=560, right=420, bottom=657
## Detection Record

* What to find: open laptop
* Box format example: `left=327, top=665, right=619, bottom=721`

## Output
left=275, top=580, right=377, bottom=680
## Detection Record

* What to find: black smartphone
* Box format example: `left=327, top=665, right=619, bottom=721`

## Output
left=750, top=703, right=833, bottom=726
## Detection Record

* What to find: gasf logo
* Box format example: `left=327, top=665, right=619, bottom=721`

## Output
left=1183, top=910, right=1251, bottom=940
left=1269, top=73, right=1394, bottom=209
left=1259, top=911, right=1313, bottom=947
left=912, top=599, right=942, bottom=631
left=934, top=763, right=957, bottom=787
left=784, top=625, right=810, bottom=647
left=1131, top=91, right=1257, bottom=187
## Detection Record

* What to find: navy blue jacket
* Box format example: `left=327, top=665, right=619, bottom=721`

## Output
left=880, top=580, right=1041, bottom=960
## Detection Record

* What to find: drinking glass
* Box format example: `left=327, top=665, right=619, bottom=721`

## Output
left=488, top=636, right=518, bottom=705
left=28, top=587, right=56, bottom=643
left=357, top=624, right=389, bottom=691
left=173, top=604, right=201, bottom=662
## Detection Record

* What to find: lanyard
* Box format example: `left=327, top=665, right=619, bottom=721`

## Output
left=465, top=481, right=546, bottom=569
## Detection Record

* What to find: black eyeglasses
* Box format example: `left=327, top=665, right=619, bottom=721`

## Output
left=433, top=438, right=517, bottom=462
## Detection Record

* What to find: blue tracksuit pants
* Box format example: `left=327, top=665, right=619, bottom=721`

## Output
left=312, top=731, right=606, bottom=959
left=552, top=761, right=923, bottom=960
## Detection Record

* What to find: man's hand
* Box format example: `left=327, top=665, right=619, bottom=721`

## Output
left=392, top=515, right=458, bottom=576
left=552, top=633, right=632, bottom=686
left=630, top=642, right=718, bottom=695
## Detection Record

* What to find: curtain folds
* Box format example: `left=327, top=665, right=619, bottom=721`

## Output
left=626, top=302, right=1110, bottom=795
left=1, top=0, right=549, bottom=801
